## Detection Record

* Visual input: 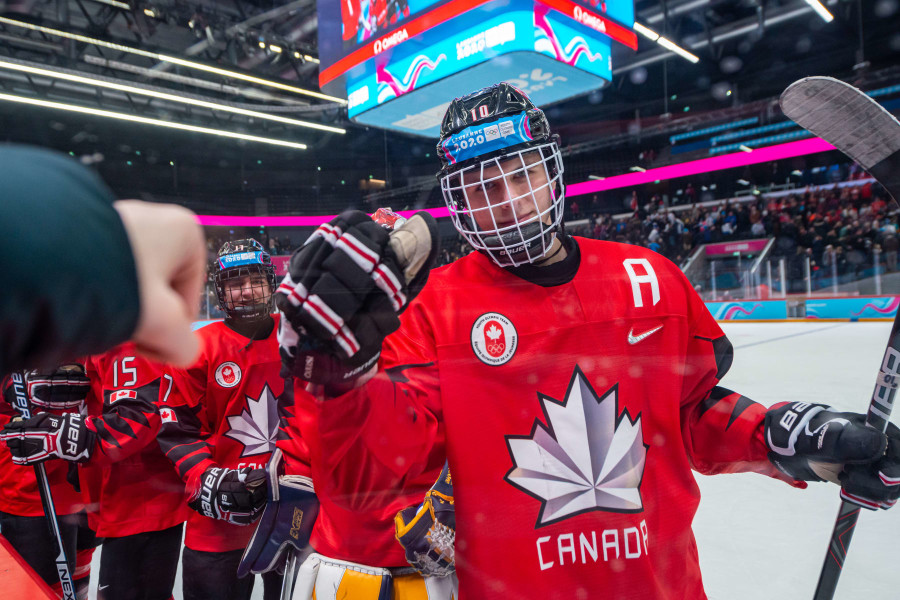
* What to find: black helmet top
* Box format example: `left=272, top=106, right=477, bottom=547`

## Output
left=436, top=82, right=553, bottom=176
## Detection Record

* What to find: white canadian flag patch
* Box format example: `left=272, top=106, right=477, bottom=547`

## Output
left=159, top=408, right=177, bottom=423
left=109, top=389, right=137, bottom=404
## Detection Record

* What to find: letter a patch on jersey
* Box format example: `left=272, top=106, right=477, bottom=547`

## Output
left=471, top=312, right=518, bottom=366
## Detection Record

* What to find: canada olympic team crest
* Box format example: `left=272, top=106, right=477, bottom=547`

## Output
left=471, top=312, right=518, bottom=366
left=215, top=361, right=242, bottom=388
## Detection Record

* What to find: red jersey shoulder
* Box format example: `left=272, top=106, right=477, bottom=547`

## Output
left=87, top=342, right=165, bottom=390
left=575, top=238, right=695, bottom=313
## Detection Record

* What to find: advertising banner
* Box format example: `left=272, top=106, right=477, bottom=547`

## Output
left=805, top=297, right=899, bottom=319
left=705, top=301, right=788, bottom=320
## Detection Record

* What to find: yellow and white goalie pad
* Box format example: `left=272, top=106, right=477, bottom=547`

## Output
left=291, top=554, right=457, bottom=600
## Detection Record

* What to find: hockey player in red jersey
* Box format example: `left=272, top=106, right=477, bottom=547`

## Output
left=157, top=239, right=289, bottom=600
left=1, top=350, right=188, bottom=600
left=0, top=368, right=98, bottom=599
left=274, top=83, right=900, bottom=599
left=79, top=344, right=187, bottom=600
left=270, top=208, right=456, bottom=599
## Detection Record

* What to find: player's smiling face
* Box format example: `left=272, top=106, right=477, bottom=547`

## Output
left=223, top=273, right=270, bottom=310
left=460, top=150, right=554, bottom=233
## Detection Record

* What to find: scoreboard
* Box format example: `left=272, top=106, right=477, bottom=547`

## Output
left=318, top=0, right=636, bottom=137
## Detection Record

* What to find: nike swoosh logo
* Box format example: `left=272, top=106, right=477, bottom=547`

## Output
left=628, top=325, right=663, bottom=345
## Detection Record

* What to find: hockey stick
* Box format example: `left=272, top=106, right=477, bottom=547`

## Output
left=780, top=76, right=900, bottom=600
left=7, top=372, right=76, bottom=600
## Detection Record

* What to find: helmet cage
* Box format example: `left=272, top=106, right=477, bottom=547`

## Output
left=440, top=140, right=565, bottom=267
left=213, top=243, right=277, bottom=322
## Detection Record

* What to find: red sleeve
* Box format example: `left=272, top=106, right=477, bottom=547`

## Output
left=678, top=281, right=801, bottom=485
left=156, top=356, right=216, bottom=486
left=306, top=295, right=445, bottom=510
left=82, top=352, right=164, bottom=466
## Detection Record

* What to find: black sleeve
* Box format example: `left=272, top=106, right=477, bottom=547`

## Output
left=0, top=145, right=140, bottom=374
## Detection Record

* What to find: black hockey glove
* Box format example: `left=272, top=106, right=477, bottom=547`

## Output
left=0, top=412, right=94, bottom=464
left=25, top=364, right=90, bottom=410
left=189, top=466, right=268, bottom=526
left=765, top=402, right=900, bottom=509
left=275, top=209, right=438, bottom=388
left=395, top=461, right=455, bottom=578
left=840, top=432, right=900, bottom=510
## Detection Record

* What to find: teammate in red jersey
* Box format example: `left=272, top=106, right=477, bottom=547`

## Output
left=0, top=368, right=98, bottom=599
left=157, top=239, right=290, bottom=600
left=79, top=344, right=187, bottom=600
left=274, top=83, right=900, bottom=599
left=1, top=351, right=188, bottom=600
left=272, top=207, right=455, bottom=600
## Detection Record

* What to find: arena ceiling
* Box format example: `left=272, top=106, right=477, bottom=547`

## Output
left=0, top=0, right=897, bottom=199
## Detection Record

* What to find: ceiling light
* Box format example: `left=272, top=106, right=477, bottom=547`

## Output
left=632, top=22, right=698, bottom=64
left=633, top=22, right=660, bottom=42
left=630, top=166, right=647, bottom=172
left=303, top=55, right=320, bottom=64
left=293, top=51, right=301, bottom=59
left=91, top=0, right=129, bottom=8
left=739, top=145, right=753, bottom=153
left=0, top=16, right=346, bottom=104
left=737, top=179, right=750, bottom=185
left=657, top=37, right=700, bottom=63
left=803, top=0, right=834, bottom=23
left=791, top=169, right=803, bottom=176
left=258, top=41, right=266, bottom=49
left=143, top=8, right=157, bottom=18
left=269, top=44, right=282, bottom=54
left=588, top=175, right=605, bottom=180
left=0, top=60, right=345, bottom=134
left=0, top=92, right=307, bottom=150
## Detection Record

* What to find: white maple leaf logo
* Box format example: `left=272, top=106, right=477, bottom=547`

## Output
left=505, top=366, right=647, bottom=527
left=225, top=384, right=280, bottom=456
left=486, top=324, right=502, bottom=340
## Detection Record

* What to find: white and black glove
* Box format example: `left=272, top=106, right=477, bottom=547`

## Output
left=395, top=461, right=455, bottom=578
left=275, top=209, right=438, bottom=388
left=188, top=466, right=268, bottom=526
left=0, top=412, right=94, bottom=464
left=25, top=364, right=90, bottom=410
left=765, top=402, right=900, bottom=509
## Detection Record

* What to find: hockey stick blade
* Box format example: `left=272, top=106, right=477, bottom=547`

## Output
left=780, top=76, right=900, bottom=202
left=781, top=78, right=900, bottom=600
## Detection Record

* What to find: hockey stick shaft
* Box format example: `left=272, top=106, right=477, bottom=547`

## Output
left=812, top=155, right=900, bottom=599
left=8, top=373, right=76, bottom=600
left=778, top=76, right=900, bottom=599
left=813, top=310, right=900, bottom=598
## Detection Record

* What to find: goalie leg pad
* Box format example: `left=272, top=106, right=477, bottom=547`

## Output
left=290, top=554, right=455, bottom=600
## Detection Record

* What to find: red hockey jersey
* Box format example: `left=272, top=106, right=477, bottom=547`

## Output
left=159, top=317, right=294, bottom=553
left=80, top=343, right=187, bottom=538
left=279, top=383, right=440, bottom=567
left=313, top=238, right=797, bottom=599
left=0, top=375, right=84, bottom=517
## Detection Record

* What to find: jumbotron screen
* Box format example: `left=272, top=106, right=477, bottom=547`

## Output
left=319, top=0, right=636, bottom=136
left=319, top=0, right=635, bottom=95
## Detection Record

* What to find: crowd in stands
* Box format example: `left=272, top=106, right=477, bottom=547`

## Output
left=199, top=162, right=898, bottom=296
left=568, top=165, right=899, bottom=290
